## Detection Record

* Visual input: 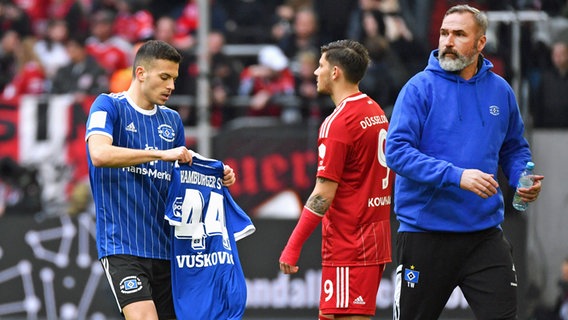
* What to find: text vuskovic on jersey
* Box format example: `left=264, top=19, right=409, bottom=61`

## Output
left=176, top=252, right=235, bottom=268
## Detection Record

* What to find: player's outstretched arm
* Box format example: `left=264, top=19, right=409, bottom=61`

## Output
left=88, top=134, right=193, bottom=167
left=279, top=177, right=338, bottom=274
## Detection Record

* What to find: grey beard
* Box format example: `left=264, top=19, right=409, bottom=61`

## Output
left=438, top=54, right=475, bottom=72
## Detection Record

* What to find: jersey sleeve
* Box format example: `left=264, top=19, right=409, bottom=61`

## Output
left=85, top=94, right=116, bottom=142
left=316, top=121, right=350, bottom=183
left=223, top=188, right=256, bottom=241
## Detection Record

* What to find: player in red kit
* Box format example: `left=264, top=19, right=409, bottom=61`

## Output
left=279, top=39, right=392, bottom=320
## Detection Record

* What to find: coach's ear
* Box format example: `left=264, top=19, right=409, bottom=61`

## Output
left=477, top=34, right=487, bottom=53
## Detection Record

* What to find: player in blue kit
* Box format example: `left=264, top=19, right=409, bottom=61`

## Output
left=85, top=40, right=235, bottom=320
left=165, top=154, right=255, bottom=320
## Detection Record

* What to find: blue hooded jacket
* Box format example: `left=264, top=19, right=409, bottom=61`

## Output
left=386, top=50, right=532, bottom=232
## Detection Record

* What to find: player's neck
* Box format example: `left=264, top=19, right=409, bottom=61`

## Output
left=126, top=86, right=154, bottom=110
left=330, top=85, right=360, bottom=107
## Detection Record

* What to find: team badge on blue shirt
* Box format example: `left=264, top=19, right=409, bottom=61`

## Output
left=158, top=124, right=175, bottom=142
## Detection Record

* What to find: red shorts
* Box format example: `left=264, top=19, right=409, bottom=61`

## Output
left=319, top=264, right=385, bottom=316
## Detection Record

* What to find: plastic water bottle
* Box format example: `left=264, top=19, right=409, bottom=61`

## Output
left=512, top=161, right=535, bottom=211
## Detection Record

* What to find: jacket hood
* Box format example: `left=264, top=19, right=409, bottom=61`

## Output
left=426, top=49, right=494, bottom=80
left=424, top=49, right=494, bottom=125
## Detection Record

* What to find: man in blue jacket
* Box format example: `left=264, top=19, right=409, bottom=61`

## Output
left=386, top=4, right=544, bottom=320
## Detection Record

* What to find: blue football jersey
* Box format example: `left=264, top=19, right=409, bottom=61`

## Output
left=85, top=92, right=185, bottom=259
left=165, top=155, right=255, bottom=320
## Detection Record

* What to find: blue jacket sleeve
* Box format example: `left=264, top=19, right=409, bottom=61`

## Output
left=497, top=87, right=532, bottom=187
left=386, top=81, right=464, bottom=188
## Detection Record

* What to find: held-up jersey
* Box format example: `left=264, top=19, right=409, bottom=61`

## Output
left=317, top=93, right=392, bottom=267
left=85, top=92, right=185, bottom=260
left=165, top=155, right=255, bottom=320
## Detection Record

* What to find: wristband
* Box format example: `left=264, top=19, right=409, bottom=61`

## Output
left=279, top=207, right=323, bottom=266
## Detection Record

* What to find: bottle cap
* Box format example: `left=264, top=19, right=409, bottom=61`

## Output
left=526, top=161, right=535, bottom=170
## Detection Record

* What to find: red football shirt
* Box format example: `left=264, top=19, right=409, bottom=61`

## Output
left=317, top=93, right=392, bottom=267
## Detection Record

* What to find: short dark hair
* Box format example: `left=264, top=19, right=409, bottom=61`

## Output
left=132, top=40, right=182, bottom=74
left=320, top=39, right=370, bottom=84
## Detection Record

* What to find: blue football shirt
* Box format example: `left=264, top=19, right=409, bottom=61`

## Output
left=165, top=155, right=255, bottom=320
left=85, top=92, right=186, bottom=260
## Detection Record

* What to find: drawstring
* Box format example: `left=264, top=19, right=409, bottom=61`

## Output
left=475, top=78, right=486, bottom=127
left=456, top=75, right=486, bottom=126
left=457, top=79, right=463, bottom=121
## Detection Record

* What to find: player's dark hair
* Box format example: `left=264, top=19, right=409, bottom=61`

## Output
left=320, top=39, right=370, bottom=84
left=133, top=40, right=182, bottom=75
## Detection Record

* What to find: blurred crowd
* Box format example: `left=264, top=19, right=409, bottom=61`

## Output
left=0, top=0, right=568, bottom=128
